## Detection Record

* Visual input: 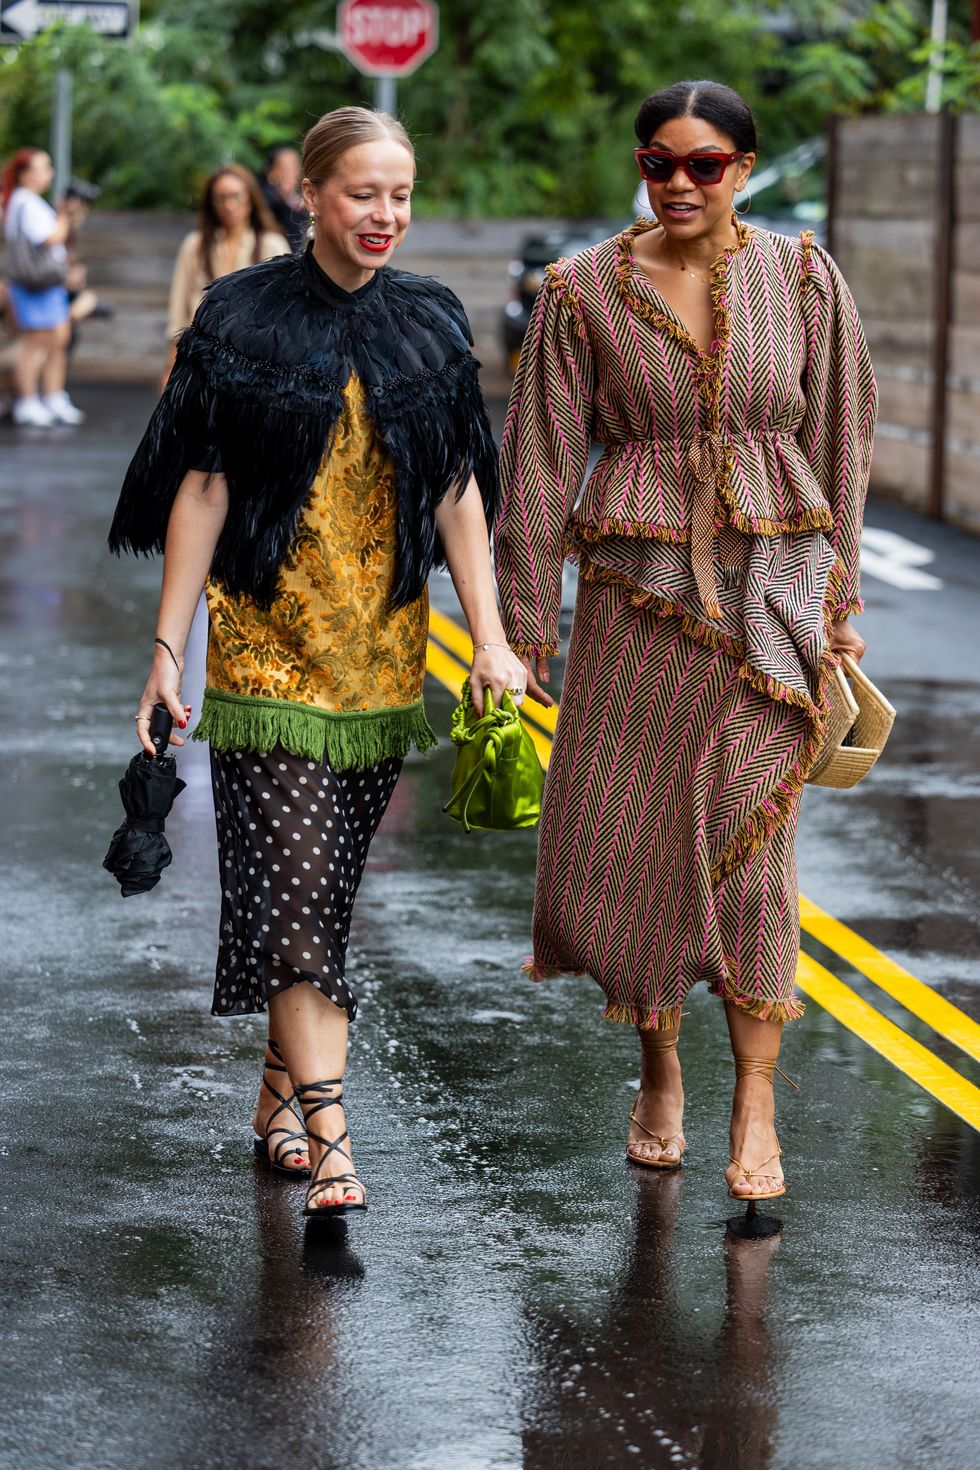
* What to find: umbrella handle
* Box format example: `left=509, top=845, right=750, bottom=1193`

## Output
left=148, top=702, right=174, bottom=756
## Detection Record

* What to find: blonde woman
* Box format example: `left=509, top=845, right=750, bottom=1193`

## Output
left=162, top=164, right=288, bottom=388
left=110, top=108, right=521, bottom=1220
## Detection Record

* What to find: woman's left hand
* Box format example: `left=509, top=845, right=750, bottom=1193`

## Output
left=470, top=643, right=531, bottom=713
left=828, top=618, right=866, bottom=663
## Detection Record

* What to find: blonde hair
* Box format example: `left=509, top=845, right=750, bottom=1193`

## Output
left=302, top=106, right=415, bottom=186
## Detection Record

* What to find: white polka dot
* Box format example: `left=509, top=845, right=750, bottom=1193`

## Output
left=261, top=791, right=271, bottom=799
left=302, top=861, right=311, bottom=870
left=302, top=952, right=312, bottom=960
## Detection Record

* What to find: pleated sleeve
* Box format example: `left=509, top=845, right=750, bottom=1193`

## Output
left=796, top=238, right=878, bottom=619
left=495, top=266, right=595, bottom=657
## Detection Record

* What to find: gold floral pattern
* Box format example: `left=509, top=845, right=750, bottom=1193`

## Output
left=205, top=375, right=429, bottom=714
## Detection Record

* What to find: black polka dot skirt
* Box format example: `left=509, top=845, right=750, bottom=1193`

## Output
left=209, top=745, right=402, bottom=1021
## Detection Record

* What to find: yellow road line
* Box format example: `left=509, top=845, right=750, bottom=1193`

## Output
left=425, top=637, right=552, bottom=766
left=796, top=954, right=980, bottom=1130
left=428, top=607, right=559, bottom=737
left=800, top=895, right=980, bottom=1064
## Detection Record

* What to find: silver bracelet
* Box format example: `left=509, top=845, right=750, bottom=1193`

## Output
left=477, top=640, right=510, bottom=651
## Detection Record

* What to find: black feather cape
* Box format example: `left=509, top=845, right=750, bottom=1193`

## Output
left=108, top=247, right=498, bottom=609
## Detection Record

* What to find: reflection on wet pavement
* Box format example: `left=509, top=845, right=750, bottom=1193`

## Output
left=1, top=390, right=978, bottom=1470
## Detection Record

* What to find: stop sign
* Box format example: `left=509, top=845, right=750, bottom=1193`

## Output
left=337, top=0, right=439, bottom=78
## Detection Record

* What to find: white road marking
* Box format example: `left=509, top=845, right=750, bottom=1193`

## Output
left=861, top=527, right=943, bottom=590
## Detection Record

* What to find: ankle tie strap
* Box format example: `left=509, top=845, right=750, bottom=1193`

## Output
left=641, top=1034, right=680, bottom=1053
left=734, top=1055, right=799, bottom=1090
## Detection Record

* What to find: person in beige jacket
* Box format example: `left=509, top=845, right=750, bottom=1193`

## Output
left=163, top=163, right=289, bottom=387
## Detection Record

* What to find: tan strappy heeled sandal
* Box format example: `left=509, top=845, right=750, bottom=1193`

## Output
left=627, top=1033, right=686, bottom=1170
left=726, top=1055, right=798, bottom=1202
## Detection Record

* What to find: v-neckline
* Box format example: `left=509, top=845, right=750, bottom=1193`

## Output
left=617, top=217, right=751, bottom=360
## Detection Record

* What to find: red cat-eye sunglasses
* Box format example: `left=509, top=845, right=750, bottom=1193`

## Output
left=634, top=148, right=745, bottom=187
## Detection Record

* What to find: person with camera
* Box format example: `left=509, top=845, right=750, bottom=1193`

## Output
left=2, top=147, right=87, bottom=426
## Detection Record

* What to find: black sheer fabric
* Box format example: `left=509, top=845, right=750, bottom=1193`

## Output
left=210, top=746, right=401, bottom=1020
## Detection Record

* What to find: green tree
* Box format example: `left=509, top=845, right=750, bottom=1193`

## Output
left=1, top=1, right=977, bottom=216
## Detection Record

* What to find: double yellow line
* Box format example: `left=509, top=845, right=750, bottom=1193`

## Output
left=426, top=607, right=980, bottom=1131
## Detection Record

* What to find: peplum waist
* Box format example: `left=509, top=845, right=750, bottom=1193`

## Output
left=572, top=427, right=833, bottom=544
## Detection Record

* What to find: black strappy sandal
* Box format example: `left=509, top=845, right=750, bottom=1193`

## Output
left=294, top=1079, right=367, bottom=1219
left=252, top=1039, right=310, bottom=1177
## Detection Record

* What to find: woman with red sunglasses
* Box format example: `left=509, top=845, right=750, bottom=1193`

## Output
left=496, top=80, right=876, bottom=1204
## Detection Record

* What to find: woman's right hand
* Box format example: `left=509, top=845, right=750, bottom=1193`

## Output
left=135, top=644, right=191, bottom=756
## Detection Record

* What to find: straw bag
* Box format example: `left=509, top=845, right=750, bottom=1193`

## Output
left=807, top=654, right=895, bottom=789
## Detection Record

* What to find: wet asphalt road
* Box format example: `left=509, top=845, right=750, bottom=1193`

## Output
left=1, top=387, right=978, bottom=1470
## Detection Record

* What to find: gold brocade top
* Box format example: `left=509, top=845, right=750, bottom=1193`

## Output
left=193, top=374, right=435, bottom=769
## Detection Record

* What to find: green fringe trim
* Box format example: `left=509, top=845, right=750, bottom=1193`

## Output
left=192, top=686, right=437, bottom=769
left=604, top=1000, right=684, bottom=1031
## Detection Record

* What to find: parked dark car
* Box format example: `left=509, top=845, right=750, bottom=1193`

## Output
left=501, top=223, right=614, bottom=375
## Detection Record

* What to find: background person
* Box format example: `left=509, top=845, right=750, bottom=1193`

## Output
left=258, top=143, right=308, bottom=251
left=1, top=148, right=87, bottom=426
left=496, top=79, right=876, bottom=1205
left=162, top=163, right=288, bottom=388
left=109, top=106, right=522, bottom=1220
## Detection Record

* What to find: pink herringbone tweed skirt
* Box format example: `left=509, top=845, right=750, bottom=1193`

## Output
left=527, top=578, right=808, bottom=1029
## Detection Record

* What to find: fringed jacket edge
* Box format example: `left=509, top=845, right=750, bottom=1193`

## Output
left=108, top=248, right=499, bottom=609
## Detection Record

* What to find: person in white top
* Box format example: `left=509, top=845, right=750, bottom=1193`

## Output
left=162, top=163, right=289, bottom=389
left=1, top=148, right=87, bottom=426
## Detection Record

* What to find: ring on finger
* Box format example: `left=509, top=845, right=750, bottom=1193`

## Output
left=134, top=715, right=150, bottom=723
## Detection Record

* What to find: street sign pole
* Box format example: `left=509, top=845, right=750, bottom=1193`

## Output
left=374, top=74, right=396, bottom=115
left=51, top=67, right=72, bottom=202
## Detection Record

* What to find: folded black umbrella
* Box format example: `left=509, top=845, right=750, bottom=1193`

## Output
left=103, top=704, right=186, bottom=896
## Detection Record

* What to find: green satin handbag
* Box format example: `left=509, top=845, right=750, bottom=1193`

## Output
left=443, top=680, right=544, bottom=833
